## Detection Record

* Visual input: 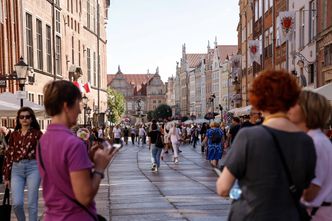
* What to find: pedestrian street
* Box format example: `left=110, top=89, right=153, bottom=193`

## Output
left=107, top=142, right=231, bottom=221
left=0, top=142, right=231, bottom=221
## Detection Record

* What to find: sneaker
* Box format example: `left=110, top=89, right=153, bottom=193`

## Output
left=154, top=167, right=158, bottom=172
left=151, top=164, right=156, bottom=171
left=175, top=158, right=179, bottom=164
left=178, top=150, right=182, bottom=153
left=161, top=156, right=164, bottom=161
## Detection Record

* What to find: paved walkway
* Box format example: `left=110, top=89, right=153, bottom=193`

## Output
left=0, top=142, right=231, bottom=221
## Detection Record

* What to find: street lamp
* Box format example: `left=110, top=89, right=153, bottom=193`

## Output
left=14, top=57, right=29, bottom=107
left=82, top=94, right=88, bottom=126
left=136, top=99, right=143, bottom=123
left=208, top=93, right=216, bottom=119
left=86, top=106, right=92, bottom=126
left=105, top=108, right=113, bottom=123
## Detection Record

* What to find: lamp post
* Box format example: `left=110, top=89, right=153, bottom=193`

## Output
left=82, top=94, right=88, bottom=126
left=208, top=93, right=216, bottom=120
left=105, top=108, right=113, bottom=124
left=136, top=99, right=142, bottom=123
left=14, top=57, right=29, bottom=107
left=86, top=106, right=92, bottom=127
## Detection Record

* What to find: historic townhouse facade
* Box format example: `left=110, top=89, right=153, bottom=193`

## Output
left=107, top=67, right=166, bottom=123
left=316, top=0, right=332, bottom=86
left=168, top=42, right=237, bottom=118
left=238, top=0, right=287, bottom=106
left=287, top=0, right=317, bottom=89
left=238, top=0, right=332, bottom=107
left=0, top=0, right=110, bottom=128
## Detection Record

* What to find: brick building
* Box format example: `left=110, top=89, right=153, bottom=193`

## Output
left=107, top=67, right=166, bottom=123
left=0, top=0, right=110, bottom=129
left=316, top=0, right=332, bottom=86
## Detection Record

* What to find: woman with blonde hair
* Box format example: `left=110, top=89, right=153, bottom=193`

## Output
left=203, top=121, right=224, bottom=168
left=216, top=70, right=316, bottom=220
left=288, top=90, right=332, bottom=220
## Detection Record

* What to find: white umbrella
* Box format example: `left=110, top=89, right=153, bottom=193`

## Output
left=194, top=118, right=209, bottom=124
left=183, top=119, right=193, bottom=125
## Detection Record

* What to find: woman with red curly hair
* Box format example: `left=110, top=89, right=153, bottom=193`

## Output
left=216, top=70, right=316, bottom=220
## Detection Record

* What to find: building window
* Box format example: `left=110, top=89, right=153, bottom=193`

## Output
left=323, top=0, right=327, bottom=29
left=28, top=92, right=35, bottom=103
left=26, top=13, right=34, bottom=67
left=46, top=25, right=52, bottom=73
left=67, top=0, right=69, bottom=11
left=55, top=10, right=60, bottom=33
left=71, top=0, right=73, bottom=13
left=308, top=63, right=315, bottom=84
left=55, top=36, right=61, bottom=75
left=55, top=0, right=60, bottom=7
left=324, top=44, right=332, bottom=66
left=36, top=19, right=43, bottom=70
left=264, top=0, right=269, bottom=13
left=255, top=0, right=259, bottom=21
left=38, top=94, right=44, bottom=105
left=78, top=40, right=81, bottom=66
left=38, top=120, right=45, bottom=130
left=87, top=0, right=90, bottom=29
left=93, top=3, right=96, bottom=32
left=299, top=8, right=305, bottom=49
left=87, top=48, right=91, bottom=83
left=71, top=36, right=74, bottom=64
left=309, top=0, right=316, bottom=42
left=93, top=52, right=96, bottom=86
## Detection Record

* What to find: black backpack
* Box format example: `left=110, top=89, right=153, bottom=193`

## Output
left=155, top=131, right=164, bottom=148
left=211, top=129, right=222, bottom=144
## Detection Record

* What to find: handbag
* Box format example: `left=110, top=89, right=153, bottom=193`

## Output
left=0, top=186, right=12, bottom=221
left=263, top=126, right=311, bottom=221
left=37, top=144, right=106, bottom=221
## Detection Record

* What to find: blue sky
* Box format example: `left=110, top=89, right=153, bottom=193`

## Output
left=107, top=0, right=239, bottom=82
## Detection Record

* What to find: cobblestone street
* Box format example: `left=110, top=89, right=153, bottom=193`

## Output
left=0, top=143, right=231, bottom=221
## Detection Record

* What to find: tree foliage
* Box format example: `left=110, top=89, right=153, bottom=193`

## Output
left=147, top=111, right=155, bottom=122
left=107, top=88, right=125, bottom=123
left=154, top=104, right=172, bottom=121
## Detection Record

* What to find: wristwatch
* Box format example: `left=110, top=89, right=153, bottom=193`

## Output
left=93, top=170, right=105, bottom=179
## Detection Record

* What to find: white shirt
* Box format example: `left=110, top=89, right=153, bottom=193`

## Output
left=139, top=128, right=146, bottom=136
left=113, top=127, right=122, bottom=139
left=98, top=129, right=104, bottom=138
left=170, top=127, right=181, bottom=143
left=303, top=129, right=332, bottom=207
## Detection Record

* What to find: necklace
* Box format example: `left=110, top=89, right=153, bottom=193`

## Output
left=263, top=113, right=289, bottom=124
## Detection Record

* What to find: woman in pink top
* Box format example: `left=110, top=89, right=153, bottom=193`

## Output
left=38, top=80, right=117, bottom=221
left=288, top=90, right=332, bottom=221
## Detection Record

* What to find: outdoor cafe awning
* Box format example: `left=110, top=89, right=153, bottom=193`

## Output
left=0, top=92, right=45, bottom=117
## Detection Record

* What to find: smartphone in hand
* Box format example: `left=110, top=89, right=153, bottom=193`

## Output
left=213, top=167, right=222, bottom=176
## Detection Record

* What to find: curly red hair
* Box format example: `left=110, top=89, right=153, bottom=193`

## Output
left=249, top=69, right=300, bottom=113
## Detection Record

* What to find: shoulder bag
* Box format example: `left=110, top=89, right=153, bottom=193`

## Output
left=0, top=186, right=11, bottom=221
left=37, top=144, right=106, bottom=221
left=263, top=126, right=311, bottom=221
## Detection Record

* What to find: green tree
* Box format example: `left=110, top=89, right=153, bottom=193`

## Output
left=154, top=104, right=172, bottom=121
left=147, top=110, right=155, bottom=122
left=107, top=88, right=125, bottom=123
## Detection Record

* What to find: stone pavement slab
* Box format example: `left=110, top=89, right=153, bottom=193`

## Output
left=0, top=142, right=231, bottom=221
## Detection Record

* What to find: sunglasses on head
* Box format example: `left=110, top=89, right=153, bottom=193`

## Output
left=19, top=115, right=31, bottom=120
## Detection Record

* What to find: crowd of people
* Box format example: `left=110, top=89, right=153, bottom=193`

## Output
left=0, top=69, right=331, bottom=221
